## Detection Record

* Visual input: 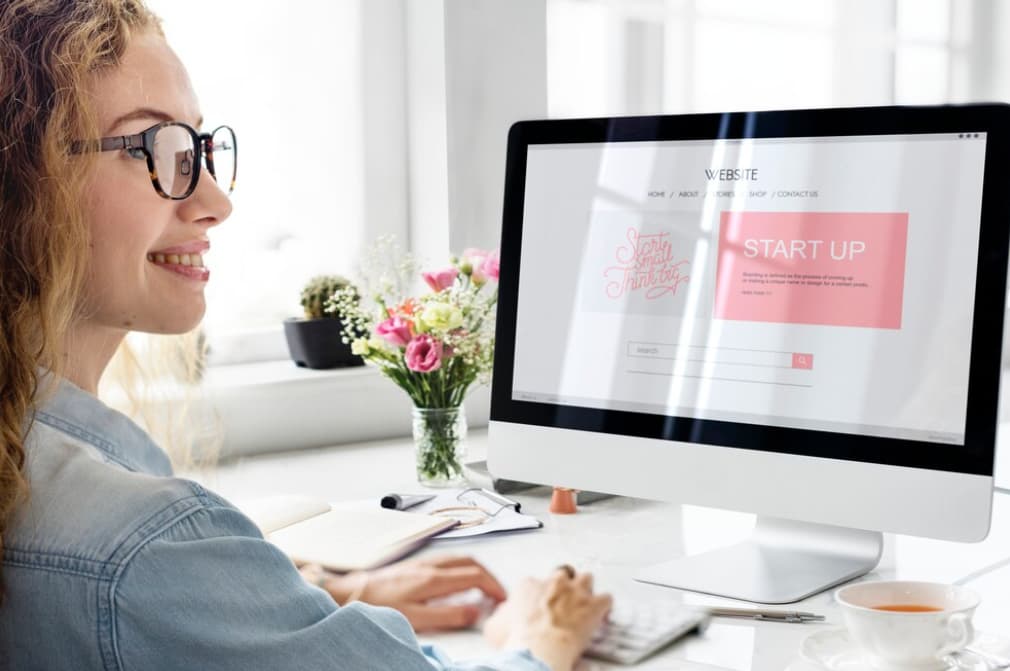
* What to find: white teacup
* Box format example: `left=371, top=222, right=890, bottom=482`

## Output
left=835, top=581, right=979, bottom=671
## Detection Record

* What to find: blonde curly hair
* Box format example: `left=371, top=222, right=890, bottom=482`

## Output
left=0, top=0, right=162, bottom=601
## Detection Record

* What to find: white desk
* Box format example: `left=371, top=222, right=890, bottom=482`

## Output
left=190, top=431, right=1010, bottom=670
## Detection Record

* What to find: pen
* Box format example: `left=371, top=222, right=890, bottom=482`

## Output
left=707, top=607, right=825, bottom=623
left=380, top=493, right=436, bottom=511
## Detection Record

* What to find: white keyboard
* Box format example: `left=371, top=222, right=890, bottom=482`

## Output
left=585, top=602, right=710, bottom=665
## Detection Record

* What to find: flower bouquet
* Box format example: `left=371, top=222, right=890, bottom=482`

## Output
left=329, top=240, right=499, bottom=486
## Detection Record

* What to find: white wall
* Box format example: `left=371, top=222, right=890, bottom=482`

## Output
left=406, top=0, right=547, bottom=265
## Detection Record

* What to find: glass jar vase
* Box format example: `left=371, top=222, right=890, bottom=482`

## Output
left=412, top=406, right=467, bottom=487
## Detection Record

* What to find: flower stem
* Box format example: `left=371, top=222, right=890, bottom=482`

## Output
left=413, top=406, right=466, bottom=484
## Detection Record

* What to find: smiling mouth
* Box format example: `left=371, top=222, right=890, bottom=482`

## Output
left=146, top=252, right=210, bottom=281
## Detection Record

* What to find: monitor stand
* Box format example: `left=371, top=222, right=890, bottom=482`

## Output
left=634, top=516, right=883, bottom=604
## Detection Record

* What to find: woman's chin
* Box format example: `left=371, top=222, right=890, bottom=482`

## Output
left=141, top=302, right=206, bottom=335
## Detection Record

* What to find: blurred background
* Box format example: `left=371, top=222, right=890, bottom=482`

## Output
left=145, top=0, right=1007, bottom=366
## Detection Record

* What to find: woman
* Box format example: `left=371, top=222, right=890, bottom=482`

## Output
left=0, top=1, right=610, bottom=669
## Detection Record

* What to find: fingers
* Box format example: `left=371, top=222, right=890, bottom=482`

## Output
left=548, top=566, right=595, bottom=594
left=401, top=603, right=480, bottom=633
left=420, top=556, right=508, bottom=601
left=555, top=563, right=576, bottom=579
left=544, top=567, right=609, bottom=615
left=424, top=555, right=483, bottom=569
left=592, top=592, right=613, bottom=620
left=414, top=565, right=508, bottom=602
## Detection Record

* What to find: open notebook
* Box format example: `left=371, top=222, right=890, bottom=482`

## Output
left=236, top=495, right=458, bottom=572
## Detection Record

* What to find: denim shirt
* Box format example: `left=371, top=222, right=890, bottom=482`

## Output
left=0, top=379, right=548, bottom=671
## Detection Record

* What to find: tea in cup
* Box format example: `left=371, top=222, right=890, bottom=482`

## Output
left=835, top=580, right=978, bottom=670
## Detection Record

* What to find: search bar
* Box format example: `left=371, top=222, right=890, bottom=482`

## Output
left=627, top=342, right=813, bottom=370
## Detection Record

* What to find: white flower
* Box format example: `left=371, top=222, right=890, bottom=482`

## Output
left=418, top=302, right=463, bottom=332
left=351, top=338, right=371, bottom=356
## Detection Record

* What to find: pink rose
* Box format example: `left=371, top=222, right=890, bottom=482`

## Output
left=422, top=267, right=458, bottom=292
left=375, top=315, right=413, bottom=347
left=405, top=334, right=443, bottom=373
left=480, top=249, right=500, bottom=281
left=463, top=248, right=496, bottom=284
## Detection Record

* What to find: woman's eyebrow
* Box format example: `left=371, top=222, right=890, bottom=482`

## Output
left=107, top=107, right=172, bottom=133
left=106, top=107, right=201, bottom=133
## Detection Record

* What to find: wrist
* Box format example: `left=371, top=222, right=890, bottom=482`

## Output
left=506, top=628, right=580, bottom=671
left=322, top=570, right=369, bottom=606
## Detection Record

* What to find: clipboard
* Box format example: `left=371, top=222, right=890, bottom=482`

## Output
left=385, top=488, right=543, bottom=539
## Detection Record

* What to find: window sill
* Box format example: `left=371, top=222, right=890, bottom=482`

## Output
left=201, top=360, right=490, bottom=459
left=197, top=357, right=1010, bottom=460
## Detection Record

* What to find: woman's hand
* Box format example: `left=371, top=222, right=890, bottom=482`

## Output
left=483, top=566, right=612, bottom=671
left=301, top=555, right=507, bottom=632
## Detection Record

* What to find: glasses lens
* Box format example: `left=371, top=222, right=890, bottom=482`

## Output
left=208, top=126, right=237, bottom=195
left=152, top=125, right=197, bottom=198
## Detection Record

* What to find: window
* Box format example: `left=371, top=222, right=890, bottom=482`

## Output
left=147, top=0, right=408, bottom=364
left=546, top=0, right=973, bottom=116
left=145, top=0, right=990, bottom=368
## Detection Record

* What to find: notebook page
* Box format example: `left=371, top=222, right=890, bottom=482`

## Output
left=234, top=495, right=332, bottom=535
left=268, top=507, right=456, bottom=572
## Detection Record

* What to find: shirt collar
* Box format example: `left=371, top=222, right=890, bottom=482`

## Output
left=34, top=376, right=173, bottom=477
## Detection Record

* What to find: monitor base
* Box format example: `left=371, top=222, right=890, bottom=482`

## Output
left=634, top=516, right=883, bottom=604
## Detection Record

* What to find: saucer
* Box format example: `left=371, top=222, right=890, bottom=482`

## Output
left=800, top=628, right=1010, bottom=671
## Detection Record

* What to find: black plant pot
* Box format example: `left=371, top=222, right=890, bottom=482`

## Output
left=283, top=318, right=364, bottom=369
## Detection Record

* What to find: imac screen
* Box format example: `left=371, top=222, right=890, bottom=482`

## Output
left=503, top=124, right=998, bottom=472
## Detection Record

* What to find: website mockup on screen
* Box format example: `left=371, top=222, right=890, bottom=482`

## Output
left=511, top=134, right=987, bottom=445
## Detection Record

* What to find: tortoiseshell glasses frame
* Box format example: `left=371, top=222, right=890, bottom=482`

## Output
left=73, top=121, right=237, bottom=200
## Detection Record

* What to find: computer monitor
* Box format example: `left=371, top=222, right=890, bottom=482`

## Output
left=487, top=104, right=1010, bottom=604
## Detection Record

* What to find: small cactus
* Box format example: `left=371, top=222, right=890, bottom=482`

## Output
left=300, top=274, right=353, bottom=320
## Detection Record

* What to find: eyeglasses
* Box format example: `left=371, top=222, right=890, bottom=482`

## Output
left=425, top=488, right=517, bottom=529
left=73, top=121, right=237, bottom=200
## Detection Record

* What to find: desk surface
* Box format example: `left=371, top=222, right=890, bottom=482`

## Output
left=190, top=431, right=1010, bottom=670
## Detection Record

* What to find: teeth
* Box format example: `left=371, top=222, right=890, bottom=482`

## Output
left=148, top=252, right=205, bottom=268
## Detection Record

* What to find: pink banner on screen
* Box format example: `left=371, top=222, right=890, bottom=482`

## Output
left=715, top=211, right=909, bottom=329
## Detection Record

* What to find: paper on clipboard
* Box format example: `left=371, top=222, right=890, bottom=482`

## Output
left=406, top=489, right=543, bottom=539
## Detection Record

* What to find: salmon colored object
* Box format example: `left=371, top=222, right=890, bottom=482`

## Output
left=715, top=211, right=909, bottom=329
left=550, top=487, right=578, bottom=514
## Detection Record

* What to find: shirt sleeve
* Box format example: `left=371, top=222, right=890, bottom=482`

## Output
left=111, top=501, right=548, bottom=671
